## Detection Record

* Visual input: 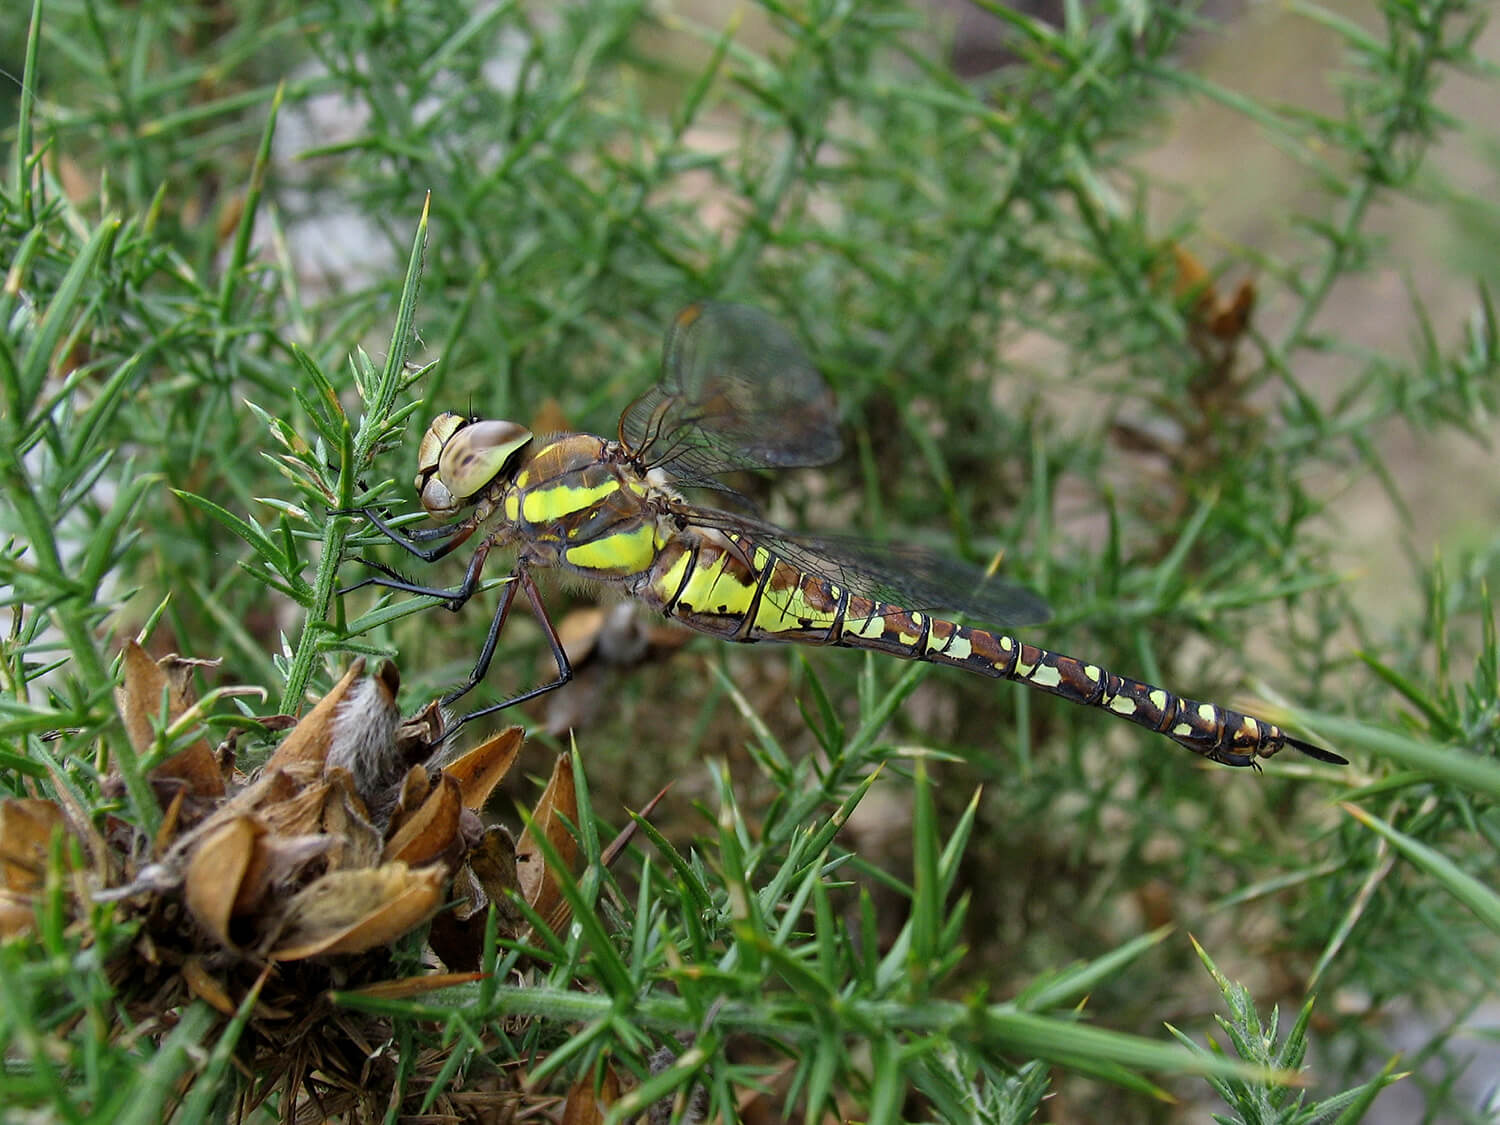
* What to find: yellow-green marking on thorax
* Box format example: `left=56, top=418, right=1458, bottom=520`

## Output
left=522, top=479, right=619, bottom=524
left=563, top=522, right=657, bottom=575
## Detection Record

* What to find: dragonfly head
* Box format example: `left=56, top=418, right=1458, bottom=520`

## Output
left=415, top=413, right=533, bottom=518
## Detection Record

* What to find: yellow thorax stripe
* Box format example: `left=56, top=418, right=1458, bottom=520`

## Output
left=653, top=548, right=692, bottom=601
left=521, top=480, right=619, bottom=524
left=563, top=523, right=656, bottom=575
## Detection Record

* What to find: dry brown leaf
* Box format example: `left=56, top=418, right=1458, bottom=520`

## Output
left=118, top=641, right=191, bottom=752
left=316, top=774, right=384, bottom=876
left=444, top=862, right=484, bottom=922
left=343, top=970, right=486, bottom=1001
left=382, top=773, right=462, bottom=869
left=561, top=1064, right=621, bottom=1124
left=399, top=764, right=431, bottom=811
left=148, top=735, right=227, bottom=803
left=0, top=798, right=67, bottom=892
left=601, top=784, right=670, bottom=870
left=320, top=769, right=382, bottom=871
left=1167, top=242, right=1210, bottom=299
left=1163, top=244, right=1256, bottom=344
left=467, top=827, right=525, bottom=933
left=444, top=726, right=524, bottom=811
left=385, top=766, right=432, bottom=839
left=157, top=653, right=219, bottom=704
left=241, top=835, right=338, bottom=923
left=393, top=699, right=445, bottom=762
left=645, top=623, right=694, bottom=652
left=1208, top=279, right=1256, bottom=340
left=245, top=767, right=300, bottom=813
left=181, top=955, right=237, bottom=1016
left=556, top=606, right=608, bottom=665
left=468, top=825, right=524, bottom=919
left=119, top=641, right=224, bottom=799
left=0, top=890, right=37, bottom=937
left=42, top=766, right=108, bottom=882
left=258, top=775, right=331, bottom=838
left=269, top=862, right=445, bottom=961
left=153, top=787, right=187, bottom=858
left=516, top=754, right=579, bottom=929
left=428, top=824, right=525, bottom=971
left=184, top=815, right=263, bottom=946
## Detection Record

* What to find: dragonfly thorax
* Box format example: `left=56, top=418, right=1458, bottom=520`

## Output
left=416, top=413, right=533, bottom=519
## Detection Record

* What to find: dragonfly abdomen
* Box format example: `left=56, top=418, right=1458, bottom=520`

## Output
left=633, top=528, right=1321, bottom=767
left=844, top=609, right=1300, bottom=767
left=643, top=532, right=843, bottom=640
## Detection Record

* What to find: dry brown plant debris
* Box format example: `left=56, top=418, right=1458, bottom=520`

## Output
left=0, top=643, right=643, bottom=1122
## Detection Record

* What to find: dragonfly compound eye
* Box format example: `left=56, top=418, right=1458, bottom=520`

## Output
left=414, top=412, right=469, bottom=516
left=417, top=413, right=468, bottom=477
left=437, top=418, right=533, bottom=501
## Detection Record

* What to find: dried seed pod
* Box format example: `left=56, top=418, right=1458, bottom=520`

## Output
left=269, top=862, right=446, bottom=960
left=117, top=641, right=225, bottom=803
left=184, top=815, right=264, bottom=946
left=382, top=773, right=463, bottom=869
left=442, top=725, right=524, bottom=811
left=517, top=754, right=580, bottom=937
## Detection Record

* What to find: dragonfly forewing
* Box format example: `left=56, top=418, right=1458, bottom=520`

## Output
left=620, top=302, right=843, bottom=486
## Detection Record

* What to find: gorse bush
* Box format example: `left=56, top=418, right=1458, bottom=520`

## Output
left=1, top=0, right=1497, bottom=1120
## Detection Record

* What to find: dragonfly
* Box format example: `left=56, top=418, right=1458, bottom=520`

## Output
left=343, top=302, right=1345, bottom=769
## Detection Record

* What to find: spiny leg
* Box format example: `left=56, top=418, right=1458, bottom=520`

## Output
left=340, top=553, right=573, bottom=741
left=336, top=504, right=480, bottom=564
left=333, top=508, right=571, bottom=736
left=339, top=540, right=497, bottom=611
left=442, top=566, right=573, bottom=737
left=340, top=554, right=416, bottom=592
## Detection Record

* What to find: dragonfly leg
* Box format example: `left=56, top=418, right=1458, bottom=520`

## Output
left=340, top=505, right=480, bottom=563
left=340, top=540, right=496, bottom=611
left=443, top=566, right=574, bottom=735
left=341, top=554, right=413, bottom=588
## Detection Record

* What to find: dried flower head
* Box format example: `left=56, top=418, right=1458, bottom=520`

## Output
left=1, top=644, right=604, bottom=1121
